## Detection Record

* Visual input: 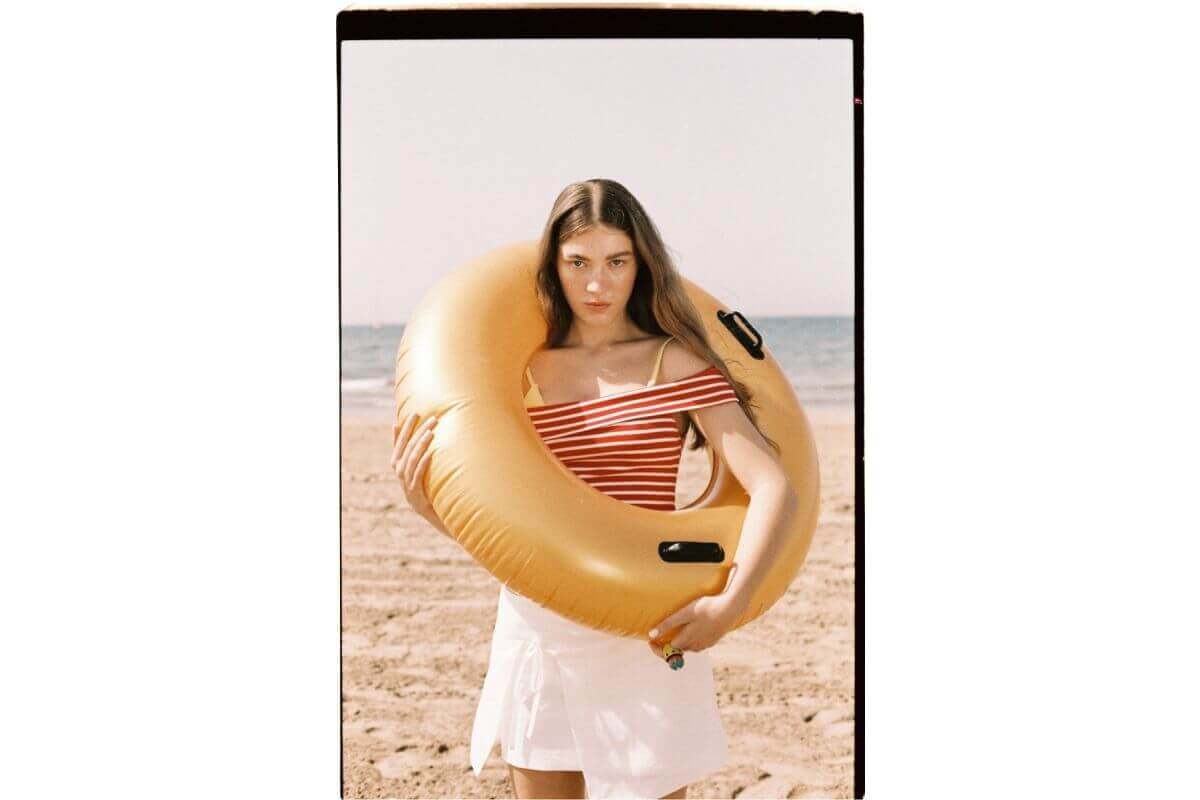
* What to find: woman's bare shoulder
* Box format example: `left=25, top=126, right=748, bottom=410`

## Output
left=658, top=336, right=711, bottom=383
left=527, top=345, right=577, bottom=385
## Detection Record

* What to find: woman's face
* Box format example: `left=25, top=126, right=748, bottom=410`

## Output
left=555, top=225, right=639, bottom=327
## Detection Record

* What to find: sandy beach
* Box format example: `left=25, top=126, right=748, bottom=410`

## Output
left=341, top=405, right=855, bottom=799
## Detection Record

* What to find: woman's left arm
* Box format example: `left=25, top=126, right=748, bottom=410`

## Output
left=648, top=399, right=800, bottom=654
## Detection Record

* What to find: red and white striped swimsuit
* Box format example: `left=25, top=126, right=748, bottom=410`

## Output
left=523, top=336, right=739, bottom=511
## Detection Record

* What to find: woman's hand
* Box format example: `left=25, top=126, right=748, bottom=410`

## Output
left=391, top=412, right=446, bottom=534
left=647, top=591, right=751, bottom=661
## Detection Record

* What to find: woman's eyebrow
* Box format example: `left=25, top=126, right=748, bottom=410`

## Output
left=563, top=251, right=633, bottom=260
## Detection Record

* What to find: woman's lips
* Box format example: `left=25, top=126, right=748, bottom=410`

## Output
left=584, top=302, right=610, bottom=309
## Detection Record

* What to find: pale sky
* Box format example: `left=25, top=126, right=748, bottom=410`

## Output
left=340, top=38, right=854, bottom=325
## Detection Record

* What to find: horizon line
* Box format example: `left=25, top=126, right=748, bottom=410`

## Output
left=343, top=313, right=854, bottom=327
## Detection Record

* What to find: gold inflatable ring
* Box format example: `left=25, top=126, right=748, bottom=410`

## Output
left=393, top=241, right=820, bottom=638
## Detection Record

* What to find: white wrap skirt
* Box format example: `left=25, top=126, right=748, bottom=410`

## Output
left=469, top=584, right=729, bottom=799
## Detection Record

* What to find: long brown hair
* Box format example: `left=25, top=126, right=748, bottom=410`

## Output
left=533, top=178, right=779, bottom=455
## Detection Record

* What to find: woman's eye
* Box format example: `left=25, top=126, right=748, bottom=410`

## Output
left=567, top=258, right=625, bottom=267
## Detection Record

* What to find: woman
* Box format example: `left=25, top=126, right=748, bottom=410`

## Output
left=391, top=179, right=799, bottom=799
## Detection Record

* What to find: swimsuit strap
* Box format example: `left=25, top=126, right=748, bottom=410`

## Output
left=523, top=365, right=543, bottom=408
left=646, top=336, right=674, bottom=386
left=524, top=366, right=542, bottom=394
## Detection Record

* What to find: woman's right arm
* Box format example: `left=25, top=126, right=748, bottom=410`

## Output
left=391, top=412, right=450, bottom=537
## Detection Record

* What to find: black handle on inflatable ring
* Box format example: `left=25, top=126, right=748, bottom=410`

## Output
left=716, top=310, right=765, bottom=360
left=658, top=541, right=726, bottom=563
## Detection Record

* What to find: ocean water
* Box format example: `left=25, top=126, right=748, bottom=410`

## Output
left=342, top=316, right=854, bottom=415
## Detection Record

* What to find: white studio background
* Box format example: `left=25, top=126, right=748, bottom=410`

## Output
left=2, top=2, right=1199, bottom=799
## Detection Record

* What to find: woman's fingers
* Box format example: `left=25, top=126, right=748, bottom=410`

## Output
left=403, top=426, right=430, bottom=491
left=392, top=413, right=425, bottom=477
left=390, top=413, right=440, bottom=515
left=391, top=414, right=419, bottom=474
left=412, top=445, right=435, bottom=496
left=402, top=416, right=438, bottom=490
left=647, top=637, right=687, bottom=667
